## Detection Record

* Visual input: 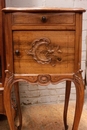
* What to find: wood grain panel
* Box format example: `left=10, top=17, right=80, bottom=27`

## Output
left=13, top=31, right=75, bottom=74
left=0, top=0, right=5, bottom=84
left=12, top=13, right=75, bottom=26
left=0, top=0, right=5, bottom=114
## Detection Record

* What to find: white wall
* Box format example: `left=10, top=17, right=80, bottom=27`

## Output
left=6, top=0, right=46, bottom=7
left=6, top=0, right=87, bottom=105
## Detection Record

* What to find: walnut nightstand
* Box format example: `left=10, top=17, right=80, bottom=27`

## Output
left=3, top=8, right=85, bottom=130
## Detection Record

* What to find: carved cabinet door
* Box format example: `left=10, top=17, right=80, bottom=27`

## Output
left=13, top=31, right=75, bottom=74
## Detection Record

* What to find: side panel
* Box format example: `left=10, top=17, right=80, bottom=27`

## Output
left=0, top=0, right=5, bottom=114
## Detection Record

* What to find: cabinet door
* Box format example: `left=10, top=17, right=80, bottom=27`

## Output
left=13, top=31, right=75, bottom=74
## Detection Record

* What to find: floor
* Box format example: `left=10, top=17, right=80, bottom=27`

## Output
left=0, top=88, right=87, bottom=130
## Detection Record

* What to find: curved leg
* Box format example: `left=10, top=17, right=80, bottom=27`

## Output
left=14, top=82, right=22, bottom=130
left=4, top=71, right=19, bottom=130
left=63, top=81, right=71, bottom=130
left=72, top=71, right=84, bottom=130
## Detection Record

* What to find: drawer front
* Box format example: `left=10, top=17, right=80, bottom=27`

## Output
left=13, top=31, right=75, bottom=74
left=12, top=13, right=75, bottom=25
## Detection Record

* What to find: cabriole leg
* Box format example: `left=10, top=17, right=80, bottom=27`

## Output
left=4, top=71, right=19, bottom=130
left=63, top=81, right=71, bottom=130
left=4, top=84, right=18, bottom=130
left=72, top=71, right=84, bottom=130
left=14, top=82, right=22, bottom=130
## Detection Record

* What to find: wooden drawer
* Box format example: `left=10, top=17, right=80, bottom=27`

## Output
left=13, top=31, right=75, bottom=74
left=12, top=13, right=75, bottom=26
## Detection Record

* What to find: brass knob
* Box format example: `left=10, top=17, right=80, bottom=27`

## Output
left=42, top=16, right=47, bottom=22
left=15, top=50, right=20, bottom=56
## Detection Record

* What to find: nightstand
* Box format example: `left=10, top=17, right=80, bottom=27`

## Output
left=3, top=8, right=85, bottom=130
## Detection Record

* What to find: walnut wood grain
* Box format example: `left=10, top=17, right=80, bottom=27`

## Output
left=13, top=31, right=75, bottom=74
left=0, top=0, right=5, bottom=84
left=0, top=0, right=5, bottom=114
left=12, top=12, right=75, bottom=25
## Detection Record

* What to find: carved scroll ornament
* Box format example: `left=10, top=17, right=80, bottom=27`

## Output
left=25, top=37, right=62, bottom=66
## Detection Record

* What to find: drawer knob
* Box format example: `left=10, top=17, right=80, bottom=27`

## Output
left=42, top=16, right=47, bottom=22
left=15, top=50, right=20, bottom=56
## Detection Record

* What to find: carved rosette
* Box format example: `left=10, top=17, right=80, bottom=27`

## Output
left=38, top=75, right=51, bottom=84
left=25, top=37, right=62, bottom=66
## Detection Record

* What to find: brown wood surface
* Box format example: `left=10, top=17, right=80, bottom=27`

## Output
left=2, top=7, right=86, bottom=12
left=4, top=13, right=13, bottom=73
left=12, top=12, right=75, bottom=25
left=0, top=0, right=5, bottom=114
left=3, top=8, right=85, bottom=130
left=0, top=90, right=5, bottom=114
left=13, top=31, right=75, bottom=74
left=0, top=0, right=5, bottom=84
left=0, top=92, right=3, bottom=112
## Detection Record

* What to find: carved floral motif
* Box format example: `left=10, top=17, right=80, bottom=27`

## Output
left=38, top=75, right=50, bottom=84
left=25, top=37, right=62, bottom=66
